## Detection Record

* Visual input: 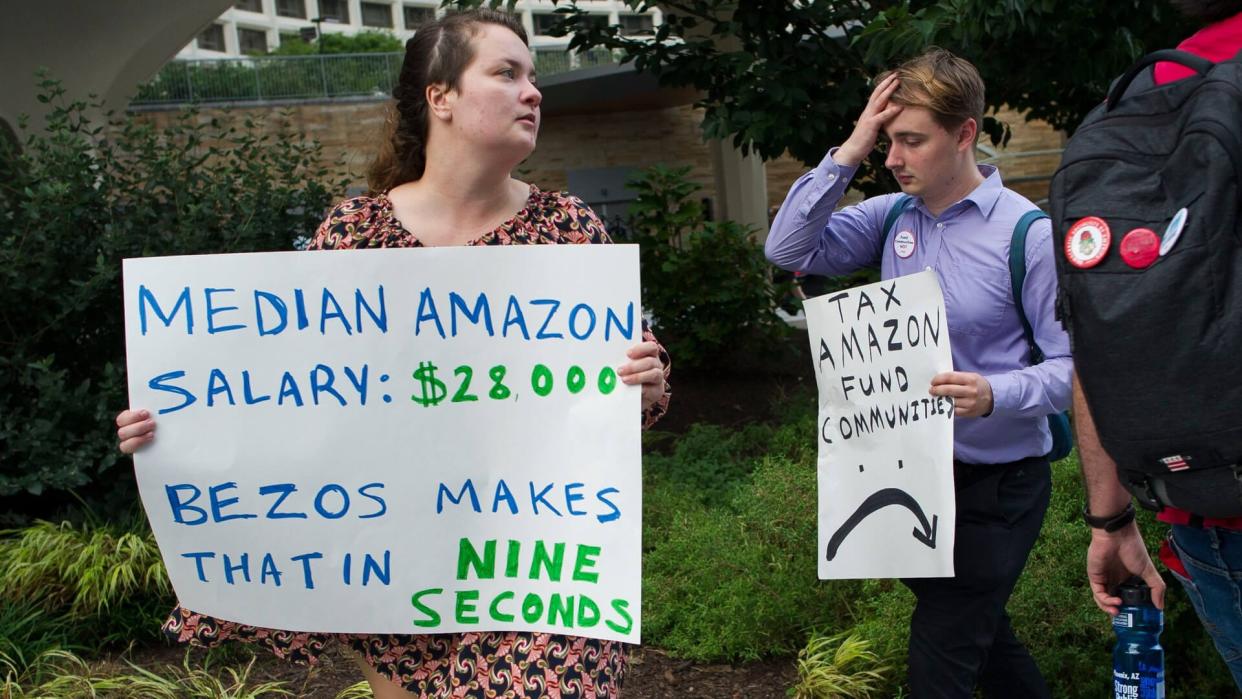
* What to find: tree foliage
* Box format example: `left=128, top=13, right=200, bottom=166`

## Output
left=0, top=77, right=347, bottom=508
left=625, top=165, right=790, bottom=370
left=268, top=30, right=404, bottom=55
left=471, top=0, right=1191, bottom=175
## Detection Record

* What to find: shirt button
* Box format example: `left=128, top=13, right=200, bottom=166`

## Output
left=936, top=223, right=945, bottom=229
left=827, top=174, right=837, bottom=181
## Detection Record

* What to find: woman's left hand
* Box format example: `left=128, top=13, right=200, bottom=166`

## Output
left=618, top=341, right=666, bottom=412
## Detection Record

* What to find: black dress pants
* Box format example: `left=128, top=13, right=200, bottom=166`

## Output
left=901, top=456, right=1052, bottom=699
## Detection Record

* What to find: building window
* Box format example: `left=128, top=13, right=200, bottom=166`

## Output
left=534, top=12, right=606, bottom=35
left=318, top=0, right=350, bottom=23
left=361, top=2, right=393, bottom=27
left=532, top=12, right=561, bottom=36
left=619, top=14, right=653, bottom=35
left=235, top=0, right=263, bottom=12
left=402, top=5, right=435, bottom=30
left=276, top=0, right=305, bottom=18
left=238, top=27, right=269, bottom=54
left=198, top=24, right=226, bottom=52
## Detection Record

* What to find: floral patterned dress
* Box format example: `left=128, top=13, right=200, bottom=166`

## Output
left=162, top=185, right=671, bottom=697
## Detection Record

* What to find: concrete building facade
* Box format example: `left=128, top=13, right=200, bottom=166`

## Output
left=178, top=0, right=660, bottom=58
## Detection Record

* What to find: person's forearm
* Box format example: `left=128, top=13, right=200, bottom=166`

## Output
left=1074, top=372, right=1132, bottom=515
left=764, top=150, right=858, bottom=273
left=986, top=355, right=1072, bottom=419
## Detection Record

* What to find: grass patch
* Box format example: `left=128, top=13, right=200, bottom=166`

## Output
left=0, top=511, right=169, bottom=619
left=790, top=631, right=890, bottom=699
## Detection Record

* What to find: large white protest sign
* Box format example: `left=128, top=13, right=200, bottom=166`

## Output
left=804, top=270, right=955, bottom=580
left=123, top=245, right=642, bottom=642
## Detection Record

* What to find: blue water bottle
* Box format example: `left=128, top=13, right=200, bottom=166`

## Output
left=1113, top=576, right=1165, bottom=699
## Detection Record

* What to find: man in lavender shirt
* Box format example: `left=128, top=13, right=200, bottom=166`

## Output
left=765, top=49, right=1070, bottom=698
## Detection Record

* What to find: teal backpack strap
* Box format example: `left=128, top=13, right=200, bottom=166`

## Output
left=1009, top=209, right=1051, bottom=364
left=1009, top=209, right=1073, bottom=462
left=879, top=194, right=913, bottom=264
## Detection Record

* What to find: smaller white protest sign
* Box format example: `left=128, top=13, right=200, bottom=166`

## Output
left=804, top=270, right=955, bottom=580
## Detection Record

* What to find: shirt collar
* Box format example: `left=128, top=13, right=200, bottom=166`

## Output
left=966, top=164, right=1004, bottom=218
left=913, top=163, right=1004, bottom=219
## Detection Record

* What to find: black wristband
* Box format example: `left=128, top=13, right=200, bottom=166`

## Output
left=1083, top=502, right=1136, bottom=532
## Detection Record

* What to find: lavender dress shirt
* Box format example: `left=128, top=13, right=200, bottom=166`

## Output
left=766, top=150, right=1072, bottom=465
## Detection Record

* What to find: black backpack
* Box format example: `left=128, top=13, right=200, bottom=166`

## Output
left=1050, top=49, right=1242, bottom=516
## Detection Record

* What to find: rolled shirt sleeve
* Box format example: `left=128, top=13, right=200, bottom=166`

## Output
left=765, top=149, right=899, bottom=277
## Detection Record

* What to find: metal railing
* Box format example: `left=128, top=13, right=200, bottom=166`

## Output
left=130, top=47, right=623, bottom=107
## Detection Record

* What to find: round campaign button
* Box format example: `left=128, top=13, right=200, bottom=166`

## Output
left=1064, top=216, right=1111, bottom=269
left=893, top=230, right=916, bottom=259
left=1161, top=207, right=1188, bottom=256
left=1120, top=228, right=1160, bottom=269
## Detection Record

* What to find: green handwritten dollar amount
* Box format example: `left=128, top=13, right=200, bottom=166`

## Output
left=411, top=362, right=618, bottom=407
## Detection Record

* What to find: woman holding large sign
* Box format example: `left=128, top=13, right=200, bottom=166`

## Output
left=115, top=9, right=670, bottom=698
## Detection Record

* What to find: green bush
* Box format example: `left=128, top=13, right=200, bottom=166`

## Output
left=626, top=165, right=791, bottom=371
left=644, top=422, right=775, bottom=504
left=0, top=77, right=347, bottom=507
left=642, top=449, right=857, bottom=660
left=270, top=30, right=403, bottom=56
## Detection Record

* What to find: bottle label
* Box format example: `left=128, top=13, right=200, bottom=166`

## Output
left=1113, top=667, right=1165, bottom=699
left=1112, top=612, right=1134, bottom=629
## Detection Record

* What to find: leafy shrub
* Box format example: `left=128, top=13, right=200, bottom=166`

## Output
left=0, top=77, right=347, bottom=507
left=625, top=165, right=791, bottom=371
left=644, top=422, right=776, bottom=504
left=642, top=451, right=858, bottom=661
left=270, top=30, right=403, bottom=56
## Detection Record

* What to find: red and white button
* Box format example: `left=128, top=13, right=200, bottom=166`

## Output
left=1064, top=216, right=1111, bottom=269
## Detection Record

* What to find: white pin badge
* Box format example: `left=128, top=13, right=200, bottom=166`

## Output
left=1160, top=207, right=1188, bottom=256
left=893, top=230, right=916, bottom=259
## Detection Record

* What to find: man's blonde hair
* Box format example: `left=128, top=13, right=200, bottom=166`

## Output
left=878, top=48, right=985, bottom=141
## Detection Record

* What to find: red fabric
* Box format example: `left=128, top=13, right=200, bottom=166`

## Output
left=1158, top=538, right=1190, bottom=578
left=1153, top=11, right=1242, bottom=84
left=1157, top=506, right=1242, bottom=529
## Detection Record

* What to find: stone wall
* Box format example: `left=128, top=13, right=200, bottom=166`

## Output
left=132, top=99, right=1064, bottom=212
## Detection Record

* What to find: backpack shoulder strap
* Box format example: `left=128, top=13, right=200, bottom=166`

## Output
left=880, top=194, right=913, bottom=250
left=1010, top=209, right=1051, bottom=364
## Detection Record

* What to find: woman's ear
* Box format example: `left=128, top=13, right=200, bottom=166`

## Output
left=426, top=82, right=453, bottom=122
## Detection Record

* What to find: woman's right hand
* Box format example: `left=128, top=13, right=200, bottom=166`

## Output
left=116, top=409, right=155, bottom=454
